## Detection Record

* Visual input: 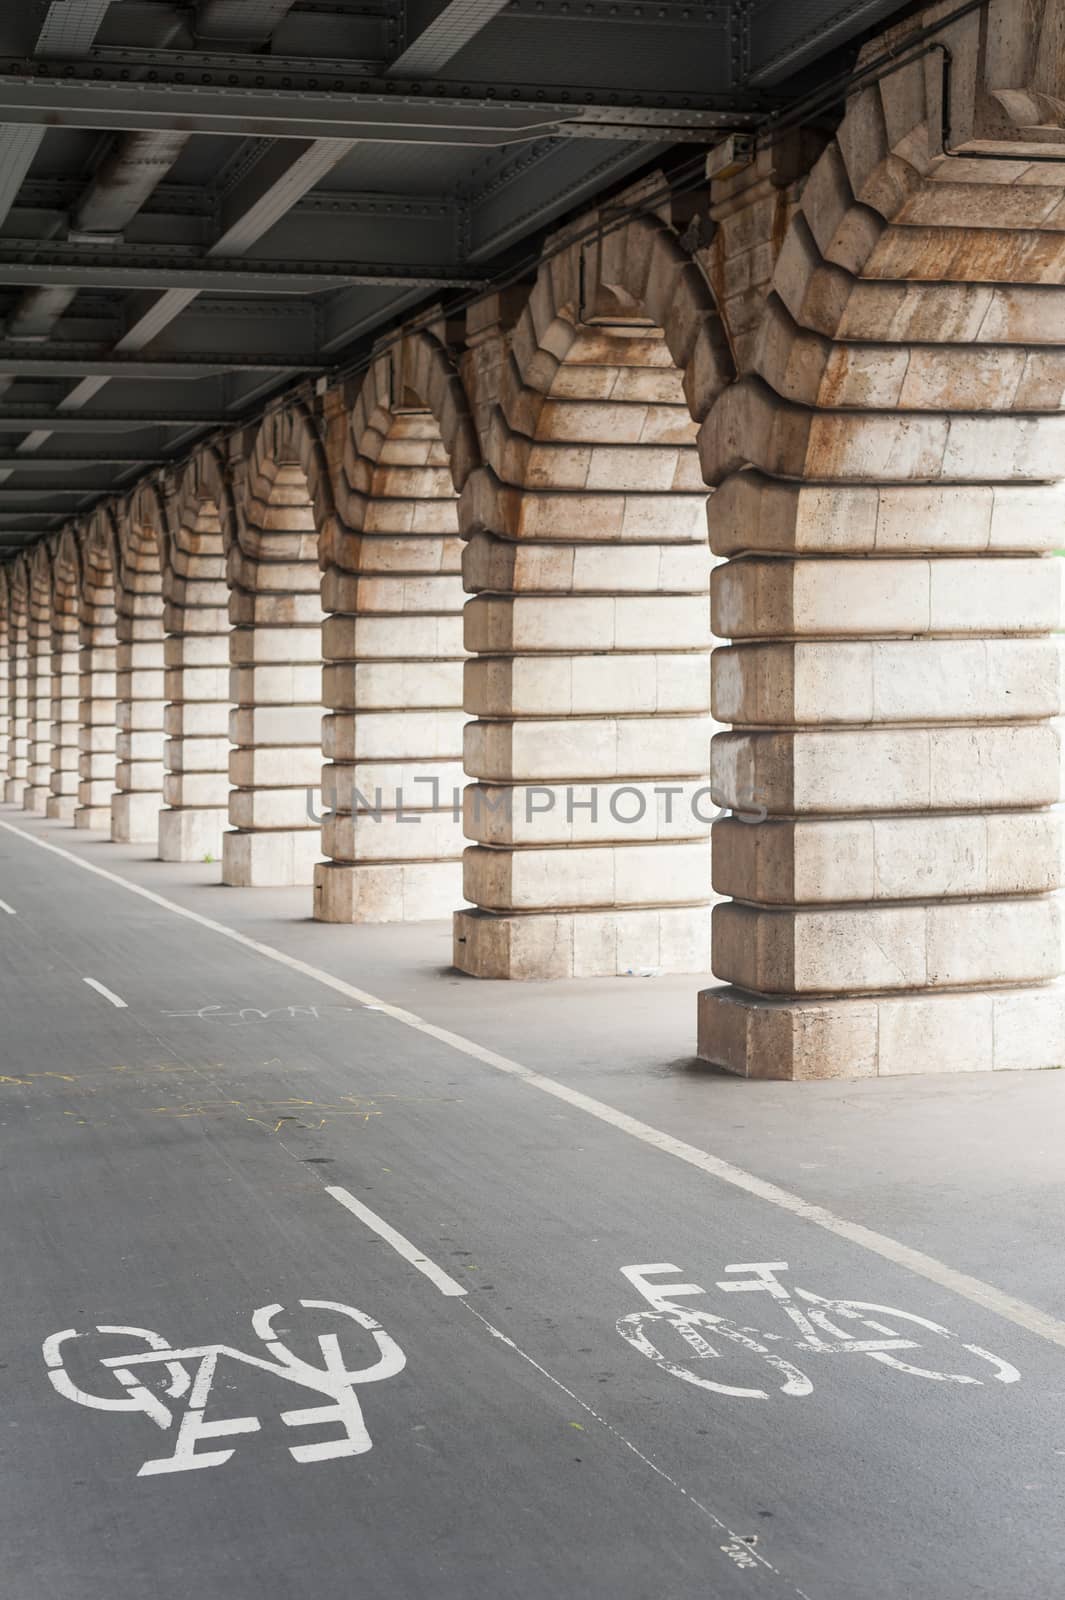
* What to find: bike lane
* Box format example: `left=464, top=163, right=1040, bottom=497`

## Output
left=1, top=819, right=1062, bottom=1600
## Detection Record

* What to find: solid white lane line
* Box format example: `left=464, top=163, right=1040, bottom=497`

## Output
left=0, top=898, right=15, bottom=914
left=5, top=814, right=1065, bottom=1355
left=83, top=976, right=128, bottom=1009
left=326, top=1186, right=467, bottom=1298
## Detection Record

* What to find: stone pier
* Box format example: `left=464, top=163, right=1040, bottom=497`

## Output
left=697, top=12, right=1065, bottom=1076
left=48, top=532, right=82, bottom=822
left=111, top=516, right=166, bottom=846
left=75, top=512, right=118, bottom=831
left=223, top=414, right=325, bottom=888
left=5, top=558, right=30, bottom=806
left=315, top=337, right=475, bottom=924
left=22, top=547, right=53, bottom=812
left=151, top=467, right=232, bottom=863
left=453, top=229, right=728, bottom=979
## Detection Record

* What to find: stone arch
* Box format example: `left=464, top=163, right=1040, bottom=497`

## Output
left=156, top=449, right=232, bottom=862
left=112, top=487, right=166, bottom=845
left=4, top=555, right=30, bottom=806
left=696, top=2, right=1065, bottom=1079
left=48, top=527, right=82, bottom=821
left=76, top=507, right=119, bottom=830
left=23, top=542, right=55, bottom=812
left=223, top=402, right=327, bottom=888
left=455, top=196, right=733, bottom=979
left=315, top=328, right=480, bottom=924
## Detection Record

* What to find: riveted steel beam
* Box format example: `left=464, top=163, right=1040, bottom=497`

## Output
left=0, top=244, right=488, bottom=293
left=0, top=57, right=760, bottom=142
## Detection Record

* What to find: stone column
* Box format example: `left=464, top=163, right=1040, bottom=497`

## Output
left=76, top=520, right=118, bottom=831
left=48, top=534, right=82, bottom=822
left=111, top=522, right=165, bottom=845
left=223, top=435, right=324, bottom=888
left=0, top=574, right=8, bottom=790
left=454, top=228, right=728, bottom=978
left=154, top=472, right=231, bottom=862
left=315, top=341, right=476, bottom=924
left=5, top=560, right=30, bottom=806
left=697, top=26, right=1065, bottom=1078
left=22, top=551, right=53, bottom=812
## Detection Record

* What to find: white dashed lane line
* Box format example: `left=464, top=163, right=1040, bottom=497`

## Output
left=82, top=977, right=128, bottom=1009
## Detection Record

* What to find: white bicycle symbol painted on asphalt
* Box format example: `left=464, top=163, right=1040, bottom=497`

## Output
left=617, top=1262, right=1020, bottom=1399
left=43, top=1299, right=405, bottom=1477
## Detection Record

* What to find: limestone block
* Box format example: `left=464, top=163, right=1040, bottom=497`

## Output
left=164, top=666, right=230, bottom=702
left=320, top=575, right=464, bottom=622
left=229, top=746, right=322, bottom=787
left=462, top=530, right=712, bottom=596
left=516, top=488, right=707, bottom=544
left=79, top=673, right=117, bottom=700
left=314, top=859, right=463, bottom=923
left=462, top=838, right=709, bottom=910
left=229, top=664, right=322, bottom=705
left=453, top=904, right=711, bottom=979
left=164, top=702, right=230, bottom=738
left=464, top=654, right=710, bottom=717
left=163, top=772, right=230, bottom=809
left=321, top=614, right=464, bottom=662
left=46, top=795, right=76, bottom=821
left=465, top=715, right=712, bottom=783
left=110, top=790, right=162, bottom=845
left=712, top=639, right=1064, bottom=726
left=117, top=641, right=165, bottom=670
left=713, top=896, right=1061, bottom=994
left=115, top=760, right=166, bottom=791
left=462, top=779, right=712, bottom=845
left=711, top=810, right=1065, bottom=903
left=712, top=556, right=1064, bottom=638
left=230, top=704, right=323, bottom=747
left=116, top=669, right=165, bottom=704
left=322, top=757, right=465, bottom=810
left=116, top=699, right=166, bottom=733
left=697, top=982, right=1065, bottom=1078
left=222, top=827, right=321, bottom=887
left=228, top=788, right=318, bottom=830
left=230, top=626, right=322, bottom=666
left=165, top=633, right=229, bottom=667
left=164, top=735, right=230, bottom=772
left=74, top=802, right=110, bottom=830
left=323, top=809, right=463, bottom=863
left=322, top=660, right=463, bottom=712
left=465, top=595, right=710, bottom=654
left=711, top=724, right=1061, bottom=814
left=158, top=806, right=229, bottom=863
left=323, top=709, right=467, bottom=762
left=116, top=730, right=166, bottom=762
left=229, top=586, right=321, bottom=624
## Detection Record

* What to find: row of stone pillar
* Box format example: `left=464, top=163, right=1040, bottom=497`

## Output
left=3, top=0, right=1065, bottom=1083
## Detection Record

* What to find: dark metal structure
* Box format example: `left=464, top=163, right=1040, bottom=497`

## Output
left=0, top=0, right=913, bottom=549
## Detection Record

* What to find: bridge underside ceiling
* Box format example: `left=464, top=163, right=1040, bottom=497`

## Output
left=0, top=0, right=912, bottom=549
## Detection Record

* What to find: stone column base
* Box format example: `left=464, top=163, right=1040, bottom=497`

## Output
left=5, top=779, right=28, bottom=805
left=74, top=805, right=110, bottom=830
left=697, top=984, right=1065, bottom=1080
left=46, top=795, right=76, bottom=821
left=222, top=828, right=320, bottom=887
left=314, top=860, right=462, bottom=924
left=158, top=806, right=229, bottom=863
left=110, top=791, right=162, bottom=845
left=22, top=786, right=50, bottom=812
left=453, top=905, right=712, bottom=979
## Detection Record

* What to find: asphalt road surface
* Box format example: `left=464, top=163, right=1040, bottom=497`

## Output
left=1, top=810, right=1063, bottom=1600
